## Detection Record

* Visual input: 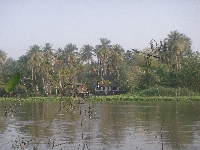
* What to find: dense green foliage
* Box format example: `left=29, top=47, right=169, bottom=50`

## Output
left=4, top=72, right=20, bottom=93
left=0, top=31, right=200, bottom=97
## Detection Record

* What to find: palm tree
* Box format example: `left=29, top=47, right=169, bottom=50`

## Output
left=110, top=44, right=124, bottom=77
left=17, top=55, right=30, bottom=79
left=42, top=43, right=55, bottom=66
left=15, top=55, right=33, bottom=93
left=0, top=50, right=7, bottom=70
left=54, top=47, right=64, bottom=90
left=95, top=38, right=112, bottom=78
left=63, top=43, right=78, bottom=67
left=43, top=43, right=52, bottom=52
left=166, top=31, right=192, bottom=70
left=41, top=43, right=59, bottom=95
left=80, top=44, right=94, bottom=64
left=27, top=44, right=43, bottom=93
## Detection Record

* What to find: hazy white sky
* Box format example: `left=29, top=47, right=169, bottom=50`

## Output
left=0, top=0, right=200, bottom=60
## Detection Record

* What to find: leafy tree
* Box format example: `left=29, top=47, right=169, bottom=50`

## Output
left=116, top=54, right=143, bottom=93
left=178, top=57, right=200, bottom=92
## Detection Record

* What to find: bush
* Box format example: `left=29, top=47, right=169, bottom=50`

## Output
left=134, top=86, right=200, bottom=97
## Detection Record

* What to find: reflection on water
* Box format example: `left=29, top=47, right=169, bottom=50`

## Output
left=0, top=100, right=200, bottom=150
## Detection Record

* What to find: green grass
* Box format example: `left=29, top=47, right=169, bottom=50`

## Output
left=86, top=87, right=200, bottom=101
left=86, top=95, right=200, bottom=101
left=1, top=95, right=200, bottom=102
left=134, top=86, right=200, bottom=97
left=0, top=96, right=75, bottom=102
left=1, top=86, right=200, bottom=102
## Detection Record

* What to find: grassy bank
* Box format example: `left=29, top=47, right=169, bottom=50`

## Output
left=86, top=86, right=200, bottom=101
left=86, top=95, right=200, bottom=101
left=1, top=87, right=200, bottom=101
left=0, top=96, right=75, bottom=102
left=1, top=95, right=200, bottom=102
left=135, top=86, right=200, bottom=97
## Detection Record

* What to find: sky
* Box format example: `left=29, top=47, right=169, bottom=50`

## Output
left=0, top=0, right=200, bottom=60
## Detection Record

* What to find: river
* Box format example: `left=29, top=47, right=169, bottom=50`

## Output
left=0, top=100, right=200, bottom=150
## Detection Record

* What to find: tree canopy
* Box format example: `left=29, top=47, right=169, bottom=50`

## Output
left=0, top=31, right=199, bottom=96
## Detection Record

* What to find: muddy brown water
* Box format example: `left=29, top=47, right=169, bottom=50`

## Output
left=0, top=100, right=200, bottom=150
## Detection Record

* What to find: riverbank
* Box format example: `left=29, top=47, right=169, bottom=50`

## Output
left=86, top=95, right=200, bottom=101
left=1, top=95, right=200, bottom=102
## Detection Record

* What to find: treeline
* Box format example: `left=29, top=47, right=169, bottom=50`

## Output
left=0, top=30, right=200, bottom=97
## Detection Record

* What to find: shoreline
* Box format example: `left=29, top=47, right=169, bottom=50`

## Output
left=1, top=95, right=200, bottom=102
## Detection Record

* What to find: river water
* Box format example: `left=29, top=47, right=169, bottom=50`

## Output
left=0, top=100, right=200, bottom=150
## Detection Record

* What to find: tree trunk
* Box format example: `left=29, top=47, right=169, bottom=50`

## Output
left=175, top=55, right=179, bottom=71
left=31, top=68, right=34, bottom=80
left=42, top=78, right=45, bottom=94
left=104, top=61, right=107, bottom=75
left=58, top=71, right=62, bottom=88
left=55, top=86, right=58, bottom=95
left=97, top=59, right=100, bottom=75
left=115, top=62, right=120, bottom=77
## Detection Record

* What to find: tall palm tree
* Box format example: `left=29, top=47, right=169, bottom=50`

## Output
left=27, top=45, right=43, bottom=79
left=166, top=31, right=192, bottom=70
left=41, top=43, right=58, bottom=95
left=54, top=47, right=64, bottom=89
left=60, top=43, right=82, bottom=86
left=0, top=50, right=7, bottom=70
left=27, top=44, right=43, bottom=93
left=63, top=43, right=78, bottom=67
left=110, top=44, right=124, bottom=77
left=42, top=43, right=55, bottom=66
left=80, top=44, right=94, bottom=64
left=95, top=38, right=111, bottom=78
left=43, top=43, right=52, bottom=52
left=17, top=55, right=30, bottom=79
left=15, top=55, right=33, bottom=93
